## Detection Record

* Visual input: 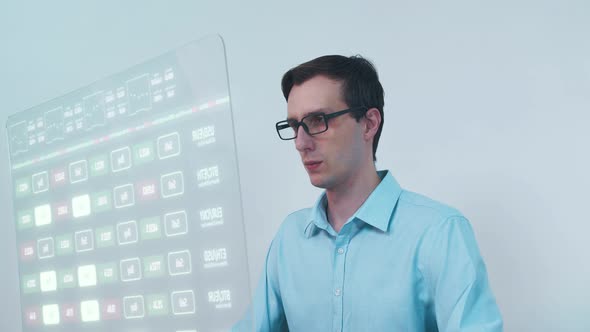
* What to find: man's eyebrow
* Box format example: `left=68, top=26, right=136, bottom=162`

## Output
left=286, top=108, right=331, bottom=121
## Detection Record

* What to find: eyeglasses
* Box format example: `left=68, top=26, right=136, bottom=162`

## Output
left=275, top=106, right=367, bottom=140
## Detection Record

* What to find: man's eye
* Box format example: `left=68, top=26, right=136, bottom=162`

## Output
left=307, top=115, right=324, bottom=127
left=287, top=121, right=299, bottom=131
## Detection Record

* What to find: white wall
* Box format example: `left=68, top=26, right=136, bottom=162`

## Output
left=1, top=1, right=588, bottom=331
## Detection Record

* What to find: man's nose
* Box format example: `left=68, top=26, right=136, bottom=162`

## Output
left=295, top=125, right=314, bottom=152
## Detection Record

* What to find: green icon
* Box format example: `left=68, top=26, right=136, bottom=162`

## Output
left=91, top=191, right=112, bottom=213
left=21, top=274, right=39, bottom=294
left=58, top=269, right=76, bottom=289
left=16, top=209, right=34, bottom=231
left=55, top=233, right=74, bottom=256
left=133, top=141, right=155, bottom=165
left=89, top=154, right=109, bottom=177
left=97, top=262, right=118, bottom=284
left=140, top=216, right=162, bottom=241
left=96, top=226, right=115, bottom=248
left=15, top=177, right=31, bottom=198
left=143, top=255, right=165, bottom=278
left=146, top=293, right=169, bottom=316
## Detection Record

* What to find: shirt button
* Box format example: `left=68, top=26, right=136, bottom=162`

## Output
left=337, top=248, right=344, bottom=254
left=334, top=288, right=341, bottom=296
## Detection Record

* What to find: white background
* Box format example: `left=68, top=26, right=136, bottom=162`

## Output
left=1, top=1, right=589, bottom=331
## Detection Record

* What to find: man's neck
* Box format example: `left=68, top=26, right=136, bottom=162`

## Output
left=325, top=166, right=381, bottom=233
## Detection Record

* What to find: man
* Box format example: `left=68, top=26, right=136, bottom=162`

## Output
left=237, top=55, right=503, bottom=331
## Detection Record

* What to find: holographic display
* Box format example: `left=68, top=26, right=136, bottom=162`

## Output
left=6, top=35, right=250, bottom=332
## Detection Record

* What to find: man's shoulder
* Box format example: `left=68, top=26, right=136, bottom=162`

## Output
left=285, top=207, right=312, bottom=219
left=272, top=207, right=312, bottom=238
left=397, top=189, right=464, bottom=224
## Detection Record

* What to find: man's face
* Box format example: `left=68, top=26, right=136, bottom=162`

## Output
left=287, top=75, right=366, bottom=190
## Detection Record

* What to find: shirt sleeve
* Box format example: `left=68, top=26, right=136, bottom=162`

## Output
left=232, top=236, right=288, bottom=332
left=421, top=215, right=504, bottom=332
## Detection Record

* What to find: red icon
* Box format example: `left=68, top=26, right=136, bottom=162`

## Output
left=102, top=298, right=122, bottom=320
left=51, top=168, right=67, bottom=187
left=136, top=180, right=158, bottom=201
left=54, top=201, right=70, bottom=221
left=20, top=242, right=35, bottom=261
left=61, top=303, right=78, bottom=323
left=24, top=306, right=41, bottom=326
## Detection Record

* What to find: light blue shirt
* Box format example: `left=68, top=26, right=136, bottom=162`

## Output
left=235, top=170, right=502, bottom=331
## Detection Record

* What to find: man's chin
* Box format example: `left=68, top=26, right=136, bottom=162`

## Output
left=308, top=174, right=328, bottom=189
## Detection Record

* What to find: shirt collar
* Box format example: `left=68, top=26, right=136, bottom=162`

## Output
left=304, top=170, right=402, bottom=237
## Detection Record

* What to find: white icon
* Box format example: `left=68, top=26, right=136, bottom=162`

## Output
left=157, top=132, right=181, bottom=159
left=171, top=290, right=195, bottom=315
left=69, top=160, right=88, bottom=184
left=123, top=295, right=145, bottom=319
left=42, top=304, right=60, bottom=325
left=77, top=265, right=97, bottom=288
left=71, top=194, right=91, bottom=218
left=113, top=184, right=135, bottom=208
left=34, top=204, right=52, bottom=226
left=75, top=229, right=94, bottom=252
left=80, top=300, right=100, bottom=322
left=164, top=210, right=188, bottom=236
left=39, top=270, right=57, bottom=292
left=32, top=171, right=49, bottom=193
left=110, top=147, right=132, bottom=172
left=120, top=258, right=141, bottom=282
left=160, top=171, right=184, bottom=198
left=37, top=237, right=54, bottom=259
left=168, top=250, right=192, bottom=276
left=117, top=220, right=138, bottom=245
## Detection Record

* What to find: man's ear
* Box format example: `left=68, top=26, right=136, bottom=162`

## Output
left=363, top=108, right=381, bottom=142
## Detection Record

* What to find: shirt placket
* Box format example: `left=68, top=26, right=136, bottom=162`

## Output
left=332, top=225, right=353, bottom=332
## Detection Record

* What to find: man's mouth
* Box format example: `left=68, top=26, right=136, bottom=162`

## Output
left=304, top=160, right=322, bottom=171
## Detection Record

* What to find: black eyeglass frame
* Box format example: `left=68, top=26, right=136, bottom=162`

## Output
left=275, top=106, right=368, bottom=140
